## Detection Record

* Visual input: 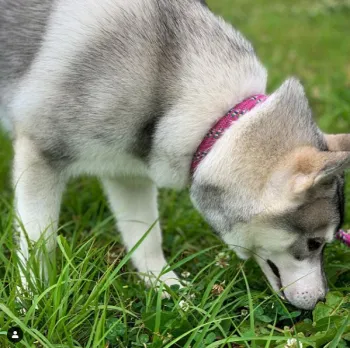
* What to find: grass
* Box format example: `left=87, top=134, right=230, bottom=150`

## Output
left=0, top=0, right=350, bottom=347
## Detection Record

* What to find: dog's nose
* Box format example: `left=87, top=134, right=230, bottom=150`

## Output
left=287, top=288, right=327, bottom=310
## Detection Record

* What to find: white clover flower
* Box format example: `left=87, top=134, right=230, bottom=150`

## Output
left=181, top=279, right=191, bottom=286
left=211, top=283, right=224, bottom=295
left=284, top=338, right=303, bottom=348
left=215, top=252, right=230, bottom=268
left=162, top=333, right=173, bottom=344
left=241, top=309, right=248, bottom=316
left=179, top=300, right=190, bottom=312
left=181, top=271, right=191, bottom=278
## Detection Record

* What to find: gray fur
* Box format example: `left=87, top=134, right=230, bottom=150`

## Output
left=0, top=0, right=54, bottom=88
left=190, top=183, right=244, bottom=234
left=266, top=179, right=342, bottom=236
left=191, top=181, right=259, bottom=235
left=289, top=236, right=324, bottom=261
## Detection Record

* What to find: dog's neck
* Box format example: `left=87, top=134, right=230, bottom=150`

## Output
left=148, top=63, right=268, bottom=188
left=190, top=94, right=268, bottom=176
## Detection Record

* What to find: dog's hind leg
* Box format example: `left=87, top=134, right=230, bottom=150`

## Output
left=102, top=177, right=181, bottom=292
left=13, top=136, right=66, bottom=290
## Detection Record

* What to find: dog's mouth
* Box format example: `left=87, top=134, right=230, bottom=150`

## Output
left=267, top=259, right=285, bottom=298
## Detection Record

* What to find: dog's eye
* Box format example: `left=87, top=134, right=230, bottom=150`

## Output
left=307, top=238, right=323, bottom=252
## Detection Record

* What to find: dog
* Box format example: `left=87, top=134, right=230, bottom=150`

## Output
left=1, top=0, right=349, bottom=310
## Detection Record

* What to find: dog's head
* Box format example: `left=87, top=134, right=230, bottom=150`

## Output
left=190, top=79, right=350, bottom=310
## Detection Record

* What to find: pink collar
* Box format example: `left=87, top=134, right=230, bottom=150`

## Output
left=190, top=94, right=268, bottom=175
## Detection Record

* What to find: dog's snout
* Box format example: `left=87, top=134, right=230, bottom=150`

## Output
left=287, top=287, right=327, bottom=310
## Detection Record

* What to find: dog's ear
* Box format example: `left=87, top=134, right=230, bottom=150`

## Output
left=289, top=147, right=350, bottom=196
left=325, top=134, right=350, bottom=152
left=272, top=77, right=311, bottom=117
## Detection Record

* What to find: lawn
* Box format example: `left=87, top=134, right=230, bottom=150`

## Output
left=0, top=0, right=350, bottom=347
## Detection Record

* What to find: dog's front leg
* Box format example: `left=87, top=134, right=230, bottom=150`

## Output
left=13, top=137, right=66, bottom=290
left=102, top=177, right=181, bottom=291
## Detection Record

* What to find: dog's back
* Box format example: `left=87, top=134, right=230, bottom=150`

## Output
left=0, top=0, right=265, bottom=173
left=0, top=0, right=238, bottom=96
left=0, top=0, right=53, bottom=93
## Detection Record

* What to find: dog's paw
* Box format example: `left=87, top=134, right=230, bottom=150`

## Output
left=142, top=270, right=184, bottom=298
left=159, top=271, right=184, bottom=298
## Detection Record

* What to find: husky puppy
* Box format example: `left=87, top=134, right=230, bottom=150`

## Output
left=1, top=0, right=349, bottom=310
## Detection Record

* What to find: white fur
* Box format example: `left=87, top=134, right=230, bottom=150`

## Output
left=14, top=137, right=180, bottom=289
left=253, top=223, right=337, bottom=309
left=13, top=137, right=66, bottom=287
left=255, top=252, right=326, bottom=310
left=102, top=177, right=180, bottom=287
